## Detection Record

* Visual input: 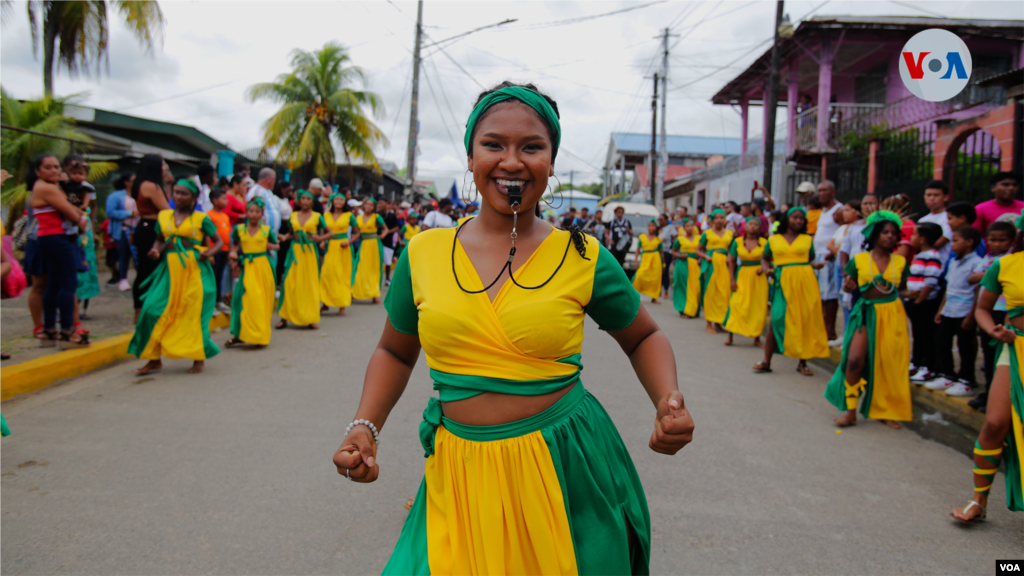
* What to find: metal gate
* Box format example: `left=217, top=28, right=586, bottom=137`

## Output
left=875, top=124, right=935, bottom=215
left=826, top=144, right=870, bottom=205
left=947, top=129, right=1002, bottom=205
left=784, top=165, right=821, bottom=207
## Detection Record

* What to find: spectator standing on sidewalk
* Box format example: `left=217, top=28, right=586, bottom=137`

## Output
left=421, top=198, right=454, bottom=230
left=245, top=168, right=281, bottom=234
left=106, top=173, right=135, bottom=291
left=607, top=205, right=633, bottom=266
left=929, top=226, right=982, bottom=396
left=918, top=181, right=953, bottom=263
left=967, top=221, right=1017, bottom=411
left=658, top=213, right=677, bottom=300
left=973, top=172, right=1023, bottom=237
left=206, top=189, right=233, bottom=313
left=812, top=180, right=844, bottom=345
left=905, top=223, right=945, bottom=383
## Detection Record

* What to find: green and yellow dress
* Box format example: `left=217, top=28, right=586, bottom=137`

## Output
left=723, top=237, right=768, bottom=338
left=700, top=228, right=733, bottom=323
left=128, top=210, right=220, bottom=361
left=978, top=251, right=1024, bottom=511
left=352, top=213, right=385, bottom=300
left=395, top=222, right=420, bottom=261
left=825, top=252, right=911, bottom=421
left=229, top=223, right=277, bottom=346
left=278, top=211, right=325, bottom=326
left=672, top=233, right=702, bottom=316
left=763, top=234, right=829, bottom=360
left=321, top=211, right=358, bottom=309
left=383, top=227, right=649, bottom=575
left=631, top=233, right=662, bottom=299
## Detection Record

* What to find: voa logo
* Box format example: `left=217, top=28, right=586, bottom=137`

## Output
left=899, top=28, right=972, bottom=102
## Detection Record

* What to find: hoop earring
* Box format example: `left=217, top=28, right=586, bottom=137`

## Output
left=544, top=175, right=564, bottom=210
left=461, top=170, right=475, bottom=205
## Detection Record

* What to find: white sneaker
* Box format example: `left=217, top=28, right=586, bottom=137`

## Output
left=945, top=381, right=977, bottom=397
left=275, top=290, right=281, bottom=299
left=118, top=279, right=131, bottom=291
left=910, top=368, right=934, bottom=382
left=212, top=309, right=222, bottom=317
left=925, top=377, right=953, bottom=390
left=828, top=338, right=843, bottom=347
left=385, top=279, right=391, bottom=287
left=216, top=302, right=231, bottom=313
left=908, top=362, right=917, bottom=374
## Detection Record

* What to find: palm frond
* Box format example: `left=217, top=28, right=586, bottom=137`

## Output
left=113, top=0, right=165, bottom=51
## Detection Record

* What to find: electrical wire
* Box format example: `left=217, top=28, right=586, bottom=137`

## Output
left=116, top=79, right=241, bottom=112
left=510, top=1, right=668, bottom=31
left=420, top=66, right=463, bottom=158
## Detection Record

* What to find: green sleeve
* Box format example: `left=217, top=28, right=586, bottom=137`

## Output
left=672, top=238, right=680, bottom=251
left=699, top=232, right=708, bottom=248
left=400, top=224, right=407, bottom=235
left=980, top=260, right=1003, bottom=295
left=900, top=260, right=910, bottom=286
left=586, top=244, right=641, bottom=332
left=199, top=215, right=218, bottom=240
left=808, top=245, right=816, bottom=262
left=728, top=240, right=738, bottom=258
left=268, top=229, right=278, bottom=244
left=319, top=214, right=327, bottom=232
left=844, top=257, right=858, bottom=279
left=763, top=241, right=772, bottom=261
left=376, top=215, right=385, bottom=230
left=383, top=248, right=418, bottom=335
left=350, top=214, right=359, bottom=229
left=230, top=225, right=240, bottom=246
left=153, top=219, right=162, bottom=238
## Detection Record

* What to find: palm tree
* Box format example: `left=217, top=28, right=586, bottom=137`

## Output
left=1, top=89, right=115, bottom=227
left=247, top=42, right=387, bottom=179
left=1, top=0, right=165, bottom=97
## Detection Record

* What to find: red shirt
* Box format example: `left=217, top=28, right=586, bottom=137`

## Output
left=224, top=193, right=246, bottom=225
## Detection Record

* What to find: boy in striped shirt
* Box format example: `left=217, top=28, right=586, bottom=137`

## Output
left=905, top=222, right=945, bottom=383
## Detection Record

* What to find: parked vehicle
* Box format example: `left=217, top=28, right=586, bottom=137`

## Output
left=600, top=201, right=660, bottom=273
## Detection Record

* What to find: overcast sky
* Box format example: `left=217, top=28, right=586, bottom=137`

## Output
left=2, top=0, right=1019, bottom=186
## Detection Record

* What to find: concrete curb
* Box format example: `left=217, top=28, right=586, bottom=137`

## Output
left=1, top=313, right=231, bottom=402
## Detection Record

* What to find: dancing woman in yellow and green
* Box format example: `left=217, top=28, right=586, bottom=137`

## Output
left=632, top=220, right=663, bottom=303
left=723, top=217, right=767, bottom=347
left=225, top=198, right=279, bottom=348
left=951, top=213, right=1024, bottom=523
left=671, top=218, right=701, bottom=318
left=321, top=193, right=360, bottom=315
left=753, top=207, right=829, bottom=376
left=697, top=209, right=732, bottom=334
left=128, top=179, right=223, bottom=375
left=277, top=190, right=329, bottom=329
left=332, top=81, right=694, bottom=575
left=352, top=198, right=388, bottom=303
left=824, top=210, right=911, bottom=429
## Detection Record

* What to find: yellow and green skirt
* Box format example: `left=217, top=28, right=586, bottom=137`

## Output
left=230, top=252, right=275, bottom=346
left=632, top=249, right=662, bottom=299
left=723, top=260, right=768, bottom=338
left=672, top=254, right=701, bottom=316
left=996, top=327, right=1023, bottom=511
left=384, top=382, right=651, bottom=575
left=769, top=263, right=829, bottom=360
left=128, top=245, right=219, bottom=361
left=321, top=234, right=353, bottom=308
left=701, top=249, right=730, bottom=323
left=352, top=236, right=383, bottom=300
left=278, top=234, right=322, bottom=326
left=824, top=292, right=912, bottom=422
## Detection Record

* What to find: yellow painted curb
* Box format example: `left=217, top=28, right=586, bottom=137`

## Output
left=1, top=313, right=232, bottom=402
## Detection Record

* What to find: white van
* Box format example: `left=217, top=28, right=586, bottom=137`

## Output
left=600, top=201, right=661, bottom=273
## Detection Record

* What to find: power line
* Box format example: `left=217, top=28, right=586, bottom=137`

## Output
left=420, top=66, right=463, bottom=158
left=116, top=79, right=240, bottom=112
left=511, top=1, right=668, bottom=31
left=423, top=34, right=485, bottom=90
left=426, top=56, right=469, bottom=148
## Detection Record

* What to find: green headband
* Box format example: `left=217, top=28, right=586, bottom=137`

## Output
left=296, top=190, right=314, bottom=201
left=861, top=209, right=902, bottom=241
left=364, top=197, right=377, bottom=204
left=247, top=197, right=265, bottom=211
left=710, top=208, right=725, bottom=218
left=681, top=218, right=693, bottom=225
left=407, top=212, right=419, bottom=219
left=787, top=206, right=807, bottom=218
left=746, top=216, right=761, bottom=227
left=328, top=192, right=345, bottom=206
left=176, top=178, right=199, bottom=195
left=464, top=86, right=561, bottom=161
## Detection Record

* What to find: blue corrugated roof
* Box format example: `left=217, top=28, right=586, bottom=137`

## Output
left=612, top=133, right=744, bottom=156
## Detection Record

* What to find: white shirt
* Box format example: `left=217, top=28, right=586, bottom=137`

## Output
left=918, top=211, right=952, bottom=263
left=423, top=210, right=454, bottom=229
left=812, top=202, right=844, bottom=253
left=276, top=196, right=292, bottom=221
left=840, top=221, right=866, bottom=259
left=195, top=176, right=213, bottom=212
left=245, top=183, right=281, bottom=231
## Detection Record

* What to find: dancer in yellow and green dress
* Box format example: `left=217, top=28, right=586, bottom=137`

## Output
left=332, top=81, right=693, bottom=575
left=698, top=209, right=733, bottom=334
left=128, top=179, right=223, bottom=375
left=277, top=190, right=328, bottom=330
left=824, top=209, right=911, bottom=430
left=320, top=193, right=359, bottom=315
left=225, top=197, right=279, bottom=348
left=671, top=218, right=701, bottom=318
left=723, top=217, right=767, bottom=347
left=632, top=220, right=663, bottom=303
left=952, top=213, right=1024, bottom=523
left=351, top=198, right=387, bottom=303
left=753, top=206, right=829, bottom=376
left=395, top=211, right=420, bottom=262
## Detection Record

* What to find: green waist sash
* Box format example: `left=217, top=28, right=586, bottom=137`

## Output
left=740, top=260, right=761, bottom=267
left=677, top=251, right=696, bottom=256
left=331, top=233, right=349, bottom=240
left=775, top=261, right=810, bottom=268
left=707, top=248, right=727, bottom=255
left=431, top=353, right=583, bottom=402
left=1009, top=306, right=1023, bottom=319
left=641, top=249, right=660, bottom=254
left=420, top=381, right=585, bottom=457
left=239, top=251, right=270, bottom=264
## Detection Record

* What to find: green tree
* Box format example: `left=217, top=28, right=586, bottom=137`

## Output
left=246, top=42, right=387, bottom=178
left=2, top=1, right=165, bottom=97
left=1, top=89, right=114, bottom=226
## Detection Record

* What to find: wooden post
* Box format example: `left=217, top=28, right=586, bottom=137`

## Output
left=787, top=66, right=798, bottom=157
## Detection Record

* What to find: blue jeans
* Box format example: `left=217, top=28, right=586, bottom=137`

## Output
left=116, top=233, right=132, bottom=281
left=38, top=234, right=79, bottom=330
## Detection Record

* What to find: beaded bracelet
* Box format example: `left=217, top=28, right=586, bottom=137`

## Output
left=346, top=418, right=380, bottom=445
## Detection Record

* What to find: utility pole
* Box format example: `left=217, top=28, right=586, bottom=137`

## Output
left=650, top=72, right=658, bottom=204
left=405, top=0, right=424, bottom=194
left=656, top=27, right=672, bottom=213
left=762, top=1, right=785, bottom=195
left=569, top=169, right=574, bottom=208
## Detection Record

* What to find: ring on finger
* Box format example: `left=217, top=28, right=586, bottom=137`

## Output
left=346, top=468, right=352, bottom=481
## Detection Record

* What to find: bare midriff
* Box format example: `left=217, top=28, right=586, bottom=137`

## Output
left=441, top=384, right=576, bottom=426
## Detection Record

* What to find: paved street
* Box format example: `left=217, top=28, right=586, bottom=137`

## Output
left=2, top=298, right=1021, bottom=575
